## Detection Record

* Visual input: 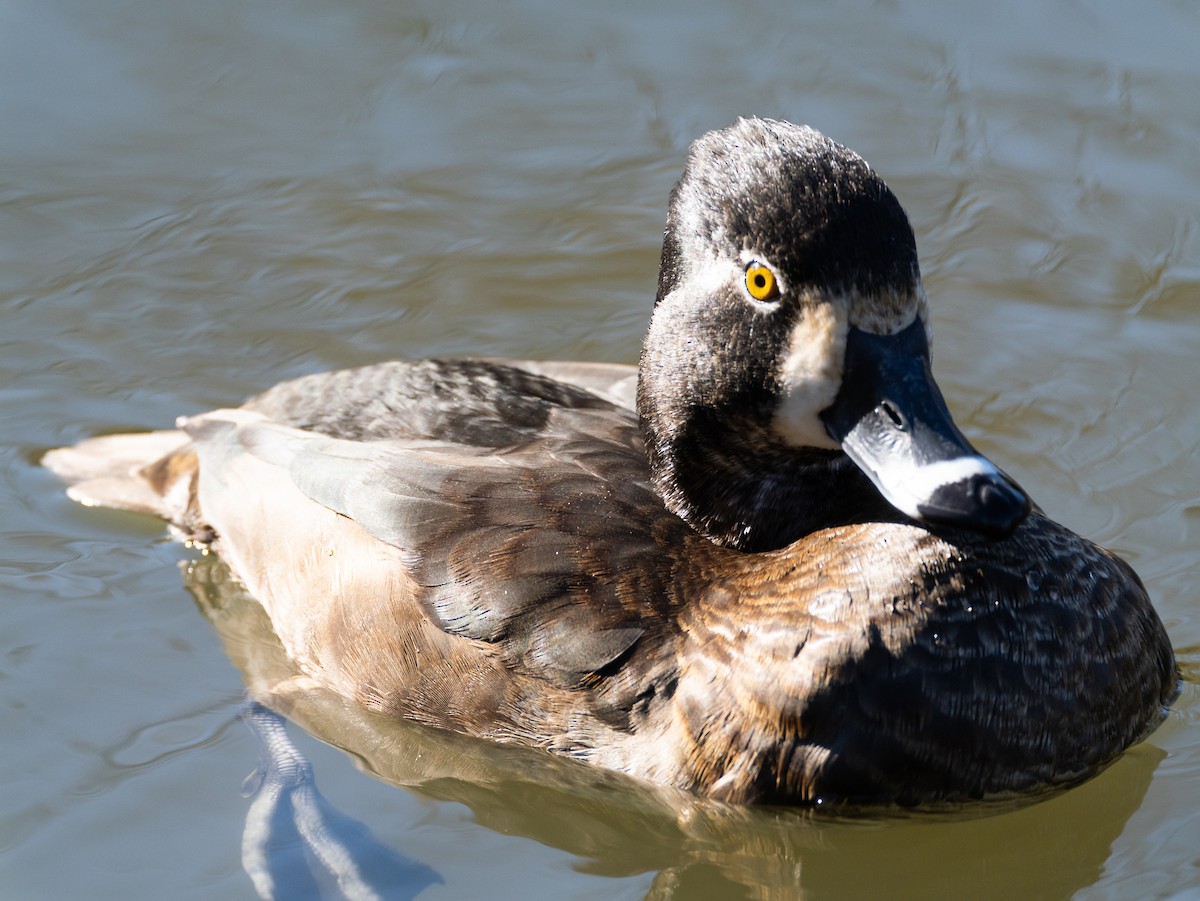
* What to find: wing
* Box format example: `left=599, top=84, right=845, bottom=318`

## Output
left=241, top=358, right=636, bottom=444
left=186, top=360, right=683, bottom=691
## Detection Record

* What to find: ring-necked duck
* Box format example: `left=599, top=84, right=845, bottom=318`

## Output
left=45, top=118, right=1176, bottom=807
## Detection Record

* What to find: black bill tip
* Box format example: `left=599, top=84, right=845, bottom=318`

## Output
left=917, top=470, right=1032, bottom=540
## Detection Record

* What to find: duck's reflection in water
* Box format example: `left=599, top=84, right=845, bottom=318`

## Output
left=239, top=702, right=441, bottom=901
left=188, top=557, right=1162, bottom=901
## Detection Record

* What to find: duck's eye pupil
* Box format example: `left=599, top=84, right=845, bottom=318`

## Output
left=745, top=264, right=777, bottom=300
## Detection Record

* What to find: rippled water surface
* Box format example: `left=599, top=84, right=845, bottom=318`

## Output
left=4, top=0, right=1199, bottom=898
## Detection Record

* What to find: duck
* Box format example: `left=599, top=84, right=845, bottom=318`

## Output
left=44, top=117, right=1177, bottom=807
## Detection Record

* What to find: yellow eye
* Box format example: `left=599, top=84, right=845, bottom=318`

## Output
left=745, top=263, right=778, bottom=301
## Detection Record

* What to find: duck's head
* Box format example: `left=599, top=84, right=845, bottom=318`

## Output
left=638, top=118, right=1030, bottom=551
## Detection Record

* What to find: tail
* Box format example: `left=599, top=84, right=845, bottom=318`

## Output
left=42, top=430, right=200, bottom=527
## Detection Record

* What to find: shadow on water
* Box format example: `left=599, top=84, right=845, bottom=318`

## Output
left=184, top=555, right=1163, bottom=901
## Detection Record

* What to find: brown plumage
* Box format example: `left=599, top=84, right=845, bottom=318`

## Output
left=44, top=119, right=1176, bottom=807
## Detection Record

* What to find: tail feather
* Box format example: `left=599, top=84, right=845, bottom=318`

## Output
left=43, top=430, right=196, bottom=524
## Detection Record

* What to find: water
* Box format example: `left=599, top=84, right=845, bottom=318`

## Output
left=3, top=0, right=1199, bottom=898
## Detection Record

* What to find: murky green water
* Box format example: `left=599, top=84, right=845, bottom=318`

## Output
left=3, top=0, right=1199, bottom=898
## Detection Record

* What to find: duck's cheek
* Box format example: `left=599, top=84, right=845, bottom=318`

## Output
left=770, top=304, right=848, bottom=450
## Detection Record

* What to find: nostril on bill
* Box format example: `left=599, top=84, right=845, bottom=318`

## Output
left=880, top=401, right=905, bottom=431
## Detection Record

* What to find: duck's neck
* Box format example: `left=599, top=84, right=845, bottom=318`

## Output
left=641, top=406, right=897, bottom=553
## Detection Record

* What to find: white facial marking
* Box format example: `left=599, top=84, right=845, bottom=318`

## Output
left=771, top=302, right=848, bottom=449
left=677, top=256, right=740, bottom=302
left=856, top=454, right=1003, bottom=519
